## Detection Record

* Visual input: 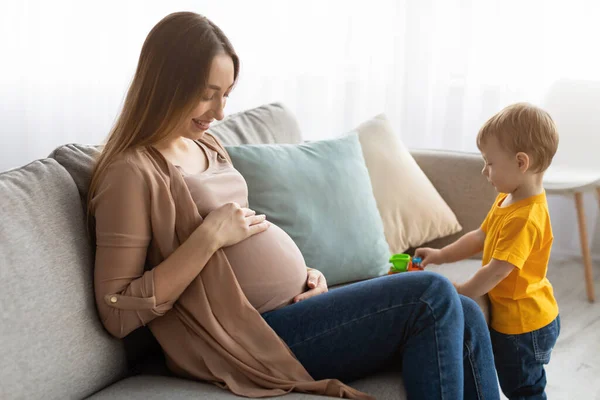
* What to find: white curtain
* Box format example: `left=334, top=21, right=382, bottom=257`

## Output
left=2, top=0, right=600, bottom=258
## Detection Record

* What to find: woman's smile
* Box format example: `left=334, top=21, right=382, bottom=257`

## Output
left=193, top=118, right=211, bottom=131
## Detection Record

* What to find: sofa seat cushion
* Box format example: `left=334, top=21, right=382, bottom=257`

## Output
left=88, top=368, right=406, bottom=400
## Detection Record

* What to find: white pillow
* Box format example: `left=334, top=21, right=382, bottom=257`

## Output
left=352, top=114, right=462, bottom=253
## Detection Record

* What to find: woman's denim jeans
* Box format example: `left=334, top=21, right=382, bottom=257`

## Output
left=262, top=271, right=499, bottom=400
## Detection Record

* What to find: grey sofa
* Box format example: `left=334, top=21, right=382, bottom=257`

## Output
left=0, top=103, right=496, bottom=399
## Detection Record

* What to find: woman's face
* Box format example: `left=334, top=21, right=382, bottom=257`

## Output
left=180, top=53, right=235, bottom=140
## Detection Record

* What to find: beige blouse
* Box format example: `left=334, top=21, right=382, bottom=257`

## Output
left=179, top=140, right=307, bottom=313
left=91, top=133, right=372, bottom=399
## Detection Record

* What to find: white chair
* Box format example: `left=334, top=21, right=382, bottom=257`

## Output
left=542, top=79, right=600, bottom=303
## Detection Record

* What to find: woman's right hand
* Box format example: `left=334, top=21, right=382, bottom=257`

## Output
left=199, top=202, right=270, bottom=248
left=414, top=247, right=444, bottom=267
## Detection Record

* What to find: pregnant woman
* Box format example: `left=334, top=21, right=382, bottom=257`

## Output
left=88, top=11, right=499, bottom=400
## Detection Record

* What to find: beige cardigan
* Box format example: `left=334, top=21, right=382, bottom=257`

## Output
left=91, top=133, right=373, bottom=399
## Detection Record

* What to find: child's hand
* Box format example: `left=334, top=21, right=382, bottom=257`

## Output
left=414, top=247, right=443, bottom=267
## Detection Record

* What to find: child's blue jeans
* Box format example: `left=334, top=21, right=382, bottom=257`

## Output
left=490, top=315, right=560, bottom=400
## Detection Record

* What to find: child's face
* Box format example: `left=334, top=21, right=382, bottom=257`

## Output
left=479, top=136, right=524, bottom=194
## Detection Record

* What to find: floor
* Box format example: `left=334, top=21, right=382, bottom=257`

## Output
left=541, top=254, right=600, bottom=400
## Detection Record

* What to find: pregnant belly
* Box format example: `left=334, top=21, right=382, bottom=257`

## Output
left=222, top=224, right=308, bottom=313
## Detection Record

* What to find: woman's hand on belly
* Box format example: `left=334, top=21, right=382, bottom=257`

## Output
left=201, top=202, right=270, bottom=249
left=292, top=268, right=328, bottom=303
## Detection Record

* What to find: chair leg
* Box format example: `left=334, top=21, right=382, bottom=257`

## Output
left=574, top=192, right=595, bottom=302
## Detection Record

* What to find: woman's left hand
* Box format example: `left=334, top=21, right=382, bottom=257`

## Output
left=293, top=268, right=328, bottom=303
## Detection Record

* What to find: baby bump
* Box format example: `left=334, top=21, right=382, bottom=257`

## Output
left=223, top=223, right=308, bottom=313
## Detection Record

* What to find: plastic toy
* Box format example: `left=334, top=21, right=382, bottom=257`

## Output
left=388, top=254, right=424, bottom=274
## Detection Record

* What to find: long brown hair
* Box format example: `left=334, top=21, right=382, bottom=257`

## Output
left=87, top=12, right=239, bottom=227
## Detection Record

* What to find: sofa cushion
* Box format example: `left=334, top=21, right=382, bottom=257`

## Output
left=208, top=102, right=303, bottom=146
left=48, top=143, right=100, bottom=203
left=87, top=368, right=406, bottom=399
left=226, top=134, right=391, bottom=286
left=0, top=159, right=128, bottom=400
left=352, top=114, right=462, bottom=254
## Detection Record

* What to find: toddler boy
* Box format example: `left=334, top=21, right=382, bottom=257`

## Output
left=416, top=103, right=560, bottom=400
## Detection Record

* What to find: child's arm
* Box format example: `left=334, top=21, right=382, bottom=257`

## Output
left=416, top=228, right=485, bottom=266
left=440, top=228, right=486, bottom=263
left=455, top=258, right=514, bottom=299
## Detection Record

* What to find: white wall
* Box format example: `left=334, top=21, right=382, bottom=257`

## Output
left=2, top=0, right=600, bottom=260
left=1, top=0, right=415, bottom=169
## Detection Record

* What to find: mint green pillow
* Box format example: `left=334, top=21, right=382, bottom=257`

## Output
left=226, top=134, right=391, bottom=286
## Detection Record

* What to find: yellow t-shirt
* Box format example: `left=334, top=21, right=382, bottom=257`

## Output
left=481, top=191, right=558, bottom=334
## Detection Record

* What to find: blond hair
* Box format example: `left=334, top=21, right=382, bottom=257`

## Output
left=477, top=103, right=559, bottom=173
left=86, top=12, right=239, bottom=230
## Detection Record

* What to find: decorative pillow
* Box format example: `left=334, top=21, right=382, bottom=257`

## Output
left=208, top=102, right=303, bottom=146
left=352, top=114, right=462, bottom=253
left=226, top=134, right=391, bottom=286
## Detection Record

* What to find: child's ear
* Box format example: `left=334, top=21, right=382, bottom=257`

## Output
left=516, top=152, right=530, bottom=172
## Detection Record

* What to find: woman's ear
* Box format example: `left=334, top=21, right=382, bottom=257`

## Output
left=516, top=152, right=530, bottom=173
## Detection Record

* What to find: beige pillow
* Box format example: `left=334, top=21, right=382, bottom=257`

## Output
left=353, top=114, right=462, bottom=253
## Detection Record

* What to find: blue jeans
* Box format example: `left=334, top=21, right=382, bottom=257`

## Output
left=490, top=316, right=560, bottom=400
left=262, top=272, right=499, bottom=400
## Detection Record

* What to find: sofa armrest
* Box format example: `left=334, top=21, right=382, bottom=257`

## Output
left=409, top=149, right=497, bottom=251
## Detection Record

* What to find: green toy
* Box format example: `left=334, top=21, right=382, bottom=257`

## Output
left=388, top=254, right=424, bottom=274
